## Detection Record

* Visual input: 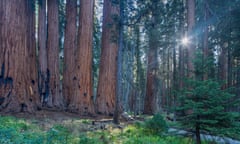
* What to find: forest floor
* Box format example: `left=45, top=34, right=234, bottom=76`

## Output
left=0, top=110, right=192, bottom=144
left=1, top=110, right=120, bottom=131
left=1, top=111, right=239, bottom=143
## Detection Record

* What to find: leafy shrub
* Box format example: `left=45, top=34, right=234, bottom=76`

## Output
left=79, top=133, right=101, bottom=144
left=0, top=116, right=44, bottom=144
left=124, top=134, right=190, bottom=144
left=144, top=114, right=168, bottom=135
left=46, top=125, right=71, bottom=144
left=0, top=116, right=192, bottom=144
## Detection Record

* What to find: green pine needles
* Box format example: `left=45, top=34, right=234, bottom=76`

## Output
left=178, top=79, right=239, bottom=133
left=177, top=54, right=240, bottom=144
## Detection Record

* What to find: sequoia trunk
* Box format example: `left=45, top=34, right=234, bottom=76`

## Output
left=0, top=0, right=39, bottom=112
left=68, top=0, right=95, bottom=115
left=96, top=0, right=120, bottom=115
left=38, top=0, right=49, bottom=106
left=63, top=0, right=77, bottom=107
left=47, top=0, right=63, bottom=108
left=26, top=0, right=40, bottom=109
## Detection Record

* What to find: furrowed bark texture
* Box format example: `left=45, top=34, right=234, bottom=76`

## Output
left=0, top=0, right=39, bottom=113
left=63, top=0, right=77, bottom=107
left=68, top=0, right=95, bottom=115
left=47, top=0, right=64, bottom=108
left=96, top=0, right=119, bottom=115
left=38, top=0, right=49, bottom=106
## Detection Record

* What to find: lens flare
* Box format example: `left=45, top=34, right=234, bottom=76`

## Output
left=181, top=37, right=190, bottom=46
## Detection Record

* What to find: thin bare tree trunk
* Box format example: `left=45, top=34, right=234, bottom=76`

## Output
left=96, top=0, right=119, bottom=116
left=227, top=47, right=232, bottom=88
left=178, top=0, right=185, bottom=90
left=135, top=26, right=142, bottom=114
left=179, top=47, right=184, bottom=86
left=0, top=0, right=3, bottom=74
left=187, top=0, right=195, bottom=78
left=196, top=122, right=201, bottom=144
left=203, top=0, right=209, bottom=80
left=237, top=60, right=240, bottom=111
left=219, top=45, right=228, bottom=89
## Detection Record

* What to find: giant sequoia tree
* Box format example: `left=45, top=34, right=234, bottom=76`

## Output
left=47, top=0, right=63, bottom=108
left=96, top=0, right=120, bottom=115
left=144, top=0, right=161, bottom=114
left=0, top=0, right=39, bottom=112
left=68, top=0, right=95, bottom=115
left=63, top=0, right=77, bottom=107
left=38, top=0, right=48, bottom=106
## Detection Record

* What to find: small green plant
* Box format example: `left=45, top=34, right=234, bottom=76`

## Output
left=144, top=113, right=168, bottom=135
left=79, top=133, right=101, bottom=144
left=0, top=116, right=44, bottom=144
left=81, top=119, right=91, bottom=124
left=46, top=125, right=71, bottom=144
left=0, top=116, right=193, bottom=144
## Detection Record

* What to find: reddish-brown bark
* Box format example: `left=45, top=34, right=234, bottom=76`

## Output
left=96, top=0, right=119, bottom=115
left=63, top=0, right=77, bottom=107
left=38, top=0, right=49, bottom=106
left=26, top=0, right=40, bottom=109
left=47, top=0, right=64, bottom=108
left=0, top=0, right=39, bottom=113
left=68, top=0, right=95, bottom=115
left=144, top=28, right=159, bottom=115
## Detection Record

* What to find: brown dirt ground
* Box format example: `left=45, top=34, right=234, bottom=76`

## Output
left=0, top=110, right=138, bottom=132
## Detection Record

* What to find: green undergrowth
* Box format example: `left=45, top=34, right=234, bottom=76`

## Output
left=0, top=115, right=193, bottom=144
